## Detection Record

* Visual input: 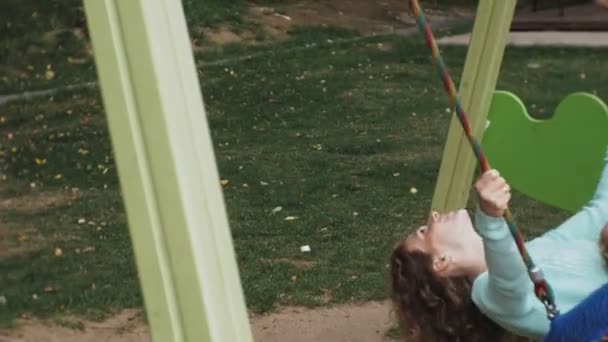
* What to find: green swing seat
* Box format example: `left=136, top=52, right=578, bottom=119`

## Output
left=482, top=91, right=608, bottom=213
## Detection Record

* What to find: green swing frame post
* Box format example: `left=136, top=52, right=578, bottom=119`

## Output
left=83, top=0, right=253, bottom=341
left=431, top=1, right=517, bottom=212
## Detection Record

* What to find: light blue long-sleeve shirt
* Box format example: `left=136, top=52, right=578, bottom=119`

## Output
left=471, top=148, right=608, bottom=339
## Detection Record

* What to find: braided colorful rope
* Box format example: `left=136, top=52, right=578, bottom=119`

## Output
left=407, top=0, right=559, bottom=320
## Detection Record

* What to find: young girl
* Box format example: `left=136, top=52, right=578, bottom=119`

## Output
left=390, top=147, right=608, bottom=341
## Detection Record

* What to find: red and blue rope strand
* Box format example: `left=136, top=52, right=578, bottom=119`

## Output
left=408, top=0, right=558, bottom=319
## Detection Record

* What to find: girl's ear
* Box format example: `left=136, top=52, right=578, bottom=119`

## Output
left=432, top=254, right=451, bottom=274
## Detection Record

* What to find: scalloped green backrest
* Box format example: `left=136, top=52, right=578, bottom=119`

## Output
left=481, top=91, right=608, bottom=213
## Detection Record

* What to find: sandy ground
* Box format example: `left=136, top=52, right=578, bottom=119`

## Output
left=0, top=302, right=398, bottom=342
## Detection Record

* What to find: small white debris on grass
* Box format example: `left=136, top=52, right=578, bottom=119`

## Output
left=300, top=245, right=311, bottom=253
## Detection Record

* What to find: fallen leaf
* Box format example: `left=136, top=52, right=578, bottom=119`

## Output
left=271, top=206, right=283, bottom=214
left=67, top=57, right=87, bottom=65
left=284, top=216, right=298, bottom=221
left=44, top=69, right=55, bottom=81
left=54, top=247, right=62, bottom=256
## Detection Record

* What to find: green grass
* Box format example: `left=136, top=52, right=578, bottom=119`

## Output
left=0, top=0, right=95, bottom=94
left=0, top=26, right=607, bottom=327
left=0, top=0, right=287, bottom=94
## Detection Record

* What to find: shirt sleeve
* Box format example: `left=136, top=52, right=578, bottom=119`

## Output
left=472, top=209, right=534, bottom=314
left=471, top=209, right=550, bottom=337
left=544, top=146, right=608, bottom=242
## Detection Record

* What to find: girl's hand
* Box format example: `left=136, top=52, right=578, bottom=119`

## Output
left=475, top=169, right=511, bottom=218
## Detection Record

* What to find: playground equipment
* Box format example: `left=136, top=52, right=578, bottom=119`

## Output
left=83, top=0, right=253, bottom=340
left=81, top=0, right=607, bottom=340
left=413, top=0, right=608, bottom=339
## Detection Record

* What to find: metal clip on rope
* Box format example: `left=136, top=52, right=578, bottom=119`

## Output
left=529, top=266, right=560, bottom=320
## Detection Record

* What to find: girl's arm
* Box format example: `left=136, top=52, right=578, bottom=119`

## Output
left=470, top=147, right=608, bottom=336
left=471, top=208, right=549, bottom=337
left=469, top=170, right=548, bottom=336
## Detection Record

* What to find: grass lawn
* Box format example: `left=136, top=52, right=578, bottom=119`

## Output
left=0, top=0, right=280, bottom=94
left=1, top=24, right=607, bottom=327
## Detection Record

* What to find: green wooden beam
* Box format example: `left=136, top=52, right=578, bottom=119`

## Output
left=431, top=1, right=517, bottom=212
left=82, top=0, right=253, bottom=341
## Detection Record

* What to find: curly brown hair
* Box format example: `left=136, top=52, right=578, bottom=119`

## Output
left=389, top=241, right=506, bottom=342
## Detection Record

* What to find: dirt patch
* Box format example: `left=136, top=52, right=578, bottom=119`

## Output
left=0, top=190, right=75, bottom=215
left=203, top=25, right=257, bottom=45
left=0, top=222, right=44, bottom=258
left=254, top=0, right=467, bottom=37
left=251, top=301, right=397, bottom=342
left=0, top=190, right=79, bottom=257
left=0, top=302, right=398, bottom=342
left=0, top=310, right=147, bottom=342
left=200, top=0, right=471, bottom=45
left=259, top=257, right=318, bottom=270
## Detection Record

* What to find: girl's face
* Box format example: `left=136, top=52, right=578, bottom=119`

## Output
left=404, top=209, right=485, bottom=277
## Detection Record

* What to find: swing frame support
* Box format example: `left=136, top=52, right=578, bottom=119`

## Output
left=431, top=1, right=517, bottom=213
